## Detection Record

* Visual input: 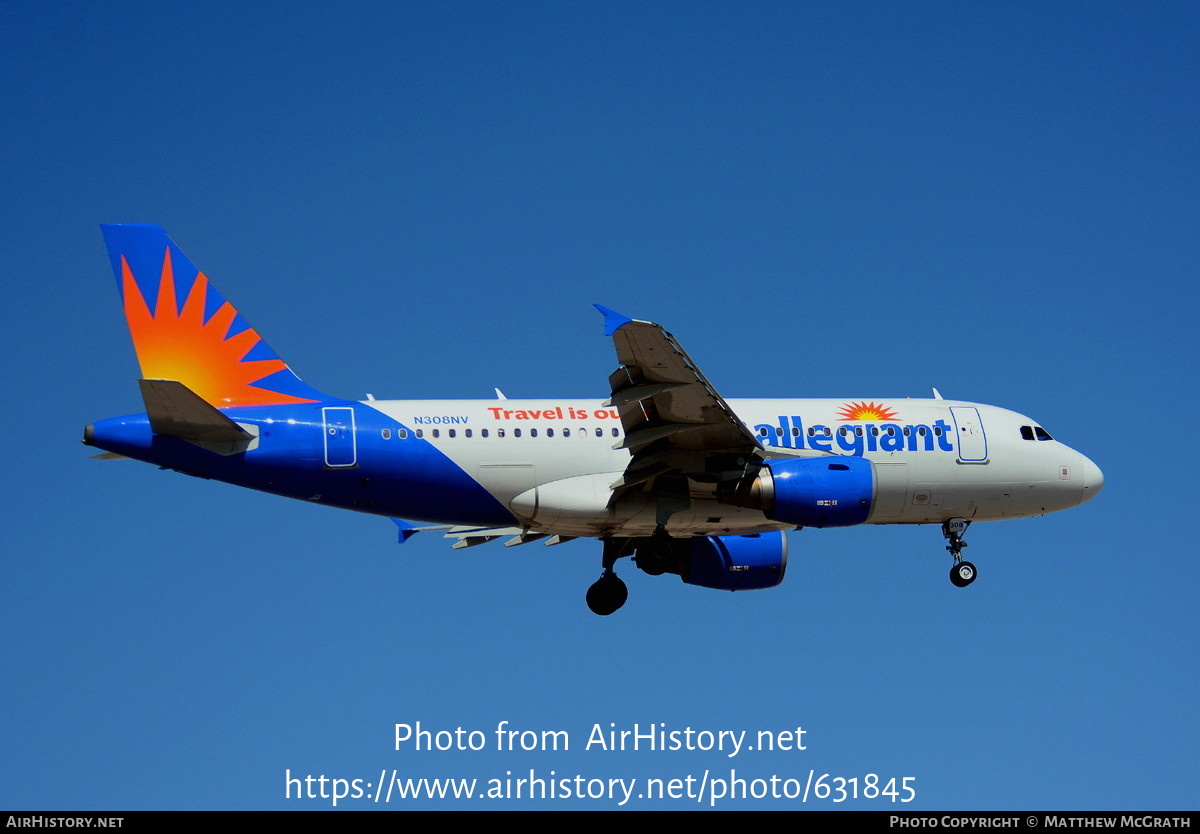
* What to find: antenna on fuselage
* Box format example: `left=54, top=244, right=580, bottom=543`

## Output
left=932, top=388, right=944, bottom=400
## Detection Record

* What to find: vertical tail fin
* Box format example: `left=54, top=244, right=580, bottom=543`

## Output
left=101, top=223, right=329, bottom=407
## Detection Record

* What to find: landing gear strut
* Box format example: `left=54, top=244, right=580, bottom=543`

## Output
left=943, top=518, right=977, bottom=588
left=586, top=538, right=634, bottom=615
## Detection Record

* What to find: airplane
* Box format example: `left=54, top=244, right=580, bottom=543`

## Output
left=84, top=224, right=1104, bottom=615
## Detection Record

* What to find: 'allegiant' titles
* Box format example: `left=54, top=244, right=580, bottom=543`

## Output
left=752, top=416, right=955, bottom=455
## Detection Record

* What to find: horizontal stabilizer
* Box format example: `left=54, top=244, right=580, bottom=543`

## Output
left=139, top=379, right=253, bottom=444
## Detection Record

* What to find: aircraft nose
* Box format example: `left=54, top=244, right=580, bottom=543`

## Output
left=1079, top=454, right=1104, bottom=504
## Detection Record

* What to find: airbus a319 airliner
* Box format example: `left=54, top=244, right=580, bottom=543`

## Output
left=85, top=224, right=1103, bottom=614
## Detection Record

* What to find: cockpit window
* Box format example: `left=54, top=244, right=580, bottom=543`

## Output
left=1034, top=426, right=1053, bottom=441
left=1020, top=426, right=1035, bottom=441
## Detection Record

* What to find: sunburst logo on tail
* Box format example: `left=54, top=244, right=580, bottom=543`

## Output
left=836, top=401, right=900, bottom=421
left=121, top=248, right=317, bottom=407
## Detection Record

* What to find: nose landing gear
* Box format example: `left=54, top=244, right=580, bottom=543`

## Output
left=943, top=518, right=977, bottom=588
left=950, top=560, right=977, bottom=587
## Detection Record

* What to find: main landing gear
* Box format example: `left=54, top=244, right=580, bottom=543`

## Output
left=586, top=528, right=680, bottom=615
left=586, top=571, right=627, bottom=616
left=586, top=538, right=634, bottom=616
left=943, top=518, right=977, bottom=588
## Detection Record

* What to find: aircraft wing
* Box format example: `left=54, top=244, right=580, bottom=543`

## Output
left=391, top=520, right=578, bottom=549
left=595, top=306, right=763, bottom=505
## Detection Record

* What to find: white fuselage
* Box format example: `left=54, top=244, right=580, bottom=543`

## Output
left=365, top=397, right=1103, bottom=538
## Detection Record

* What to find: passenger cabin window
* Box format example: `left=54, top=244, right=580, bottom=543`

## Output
left=398, top=429, right=408, bottom=439
left=381, top=429, right=391, bottom=440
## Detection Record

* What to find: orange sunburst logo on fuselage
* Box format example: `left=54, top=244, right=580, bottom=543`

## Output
left=121, top=249, right=316, bottom=407
left=836, top=401, right=900, bottom=421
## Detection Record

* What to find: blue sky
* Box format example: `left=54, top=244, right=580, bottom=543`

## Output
left=2, top=1, right=1196, bottom=810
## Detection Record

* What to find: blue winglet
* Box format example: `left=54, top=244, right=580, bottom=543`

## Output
left=593, top=304, right=634, bottom=336
left=391, top=518, right=419, bottom=544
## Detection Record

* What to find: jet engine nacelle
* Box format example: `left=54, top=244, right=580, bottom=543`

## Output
left=681, top=531, right=788, bottom=591
left=718, top=457, right=874, bottom=528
